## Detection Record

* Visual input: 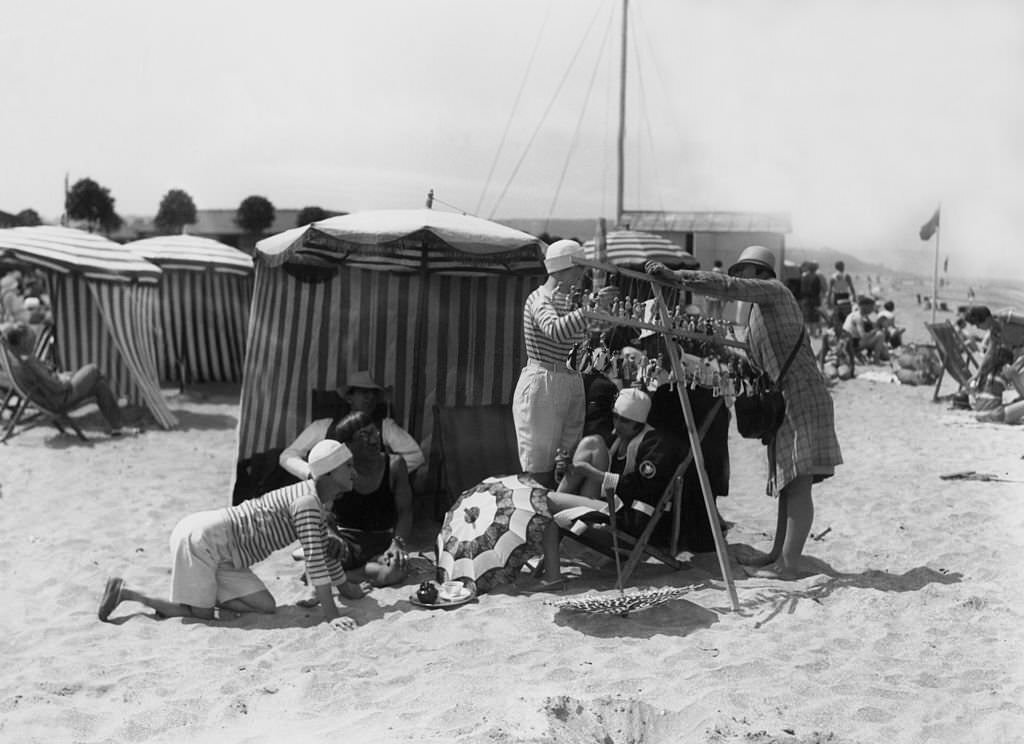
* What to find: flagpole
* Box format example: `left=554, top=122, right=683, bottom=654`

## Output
left=931, top=207, right=941, bottom=324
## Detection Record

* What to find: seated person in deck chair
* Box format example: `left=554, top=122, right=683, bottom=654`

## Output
left=965, top=305, right=1024, bottom=401
left=2, top=322, right=137, bottom=436
left=296, top=411, right=414, bottom=597
left=280, top=370, right=424, bottom=485
left=551, top=387, right=686, bottom=551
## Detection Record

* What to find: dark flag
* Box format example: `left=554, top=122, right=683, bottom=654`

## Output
left=919, top=206, right=940, bottom=241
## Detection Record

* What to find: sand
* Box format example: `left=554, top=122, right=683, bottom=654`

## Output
left=2, top=277, right=1023, bottom=744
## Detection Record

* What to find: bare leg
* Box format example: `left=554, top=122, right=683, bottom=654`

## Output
left=739, top=496, right=787, bottom=567
left=65, top=364, right=122, bottom=429
left=219, top=590, right=276, bottom=614
left=542, top=521, right=561, bottom=581
left=119, top=586, right=215, bottom=620
left=747, top=476, right=814, bottom=579
left=777, top=476, right=814, bottom=574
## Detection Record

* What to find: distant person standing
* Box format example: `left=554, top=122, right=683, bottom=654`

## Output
left=798, top=262, right=823, bottom=336
left=513, top=239, right=617, bottom=487
left=827, top=261, right=856, bottom=332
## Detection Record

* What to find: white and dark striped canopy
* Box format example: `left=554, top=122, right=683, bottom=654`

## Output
left=582, top=229, right=698, bottom=268
left=256, top=208, right=545, bottom=275
left=0, top=225, right=162, bottom=283
left=124, top=234, right=253, bottom=275
left=233, top=263, right=540, bottom=503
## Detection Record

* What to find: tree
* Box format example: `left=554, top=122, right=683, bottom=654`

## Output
left=295, top=206, right=343, bottom=226
left=154, top=189, right=197, bottom=234
left=66, top=178, right=122, bottom=234
left=15, top=209, right=42, bottom=226
left=235, top=195, right=276, bottom=235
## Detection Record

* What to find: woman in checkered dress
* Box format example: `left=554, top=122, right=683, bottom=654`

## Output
left=646, top=246, right=843, bottom=580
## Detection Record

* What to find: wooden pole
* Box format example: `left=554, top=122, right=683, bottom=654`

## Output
left=652, top=284, right=740, bottom=612
left=615, top=0, right=628, bottom=226
left=931, top=224, right=941, bottom=324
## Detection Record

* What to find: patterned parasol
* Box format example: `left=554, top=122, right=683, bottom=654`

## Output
left=437, top=474, right=553, bottom=593
left=546, top=586, right=695, bottom=617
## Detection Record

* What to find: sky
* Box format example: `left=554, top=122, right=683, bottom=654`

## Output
left=2, top=0, right=1022, bottom=279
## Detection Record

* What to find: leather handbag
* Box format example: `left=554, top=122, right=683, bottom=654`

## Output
left=734, top=329, right=805, bottom=445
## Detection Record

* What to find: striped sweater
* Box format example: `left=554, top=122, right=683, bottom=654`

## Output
left=522, top=285, right=588, bottom=365
left=226, top=480, right=346, bottom=587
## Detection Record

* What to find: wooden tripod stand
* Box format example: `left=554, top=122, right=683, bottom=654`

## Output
left=576, top=258, right=741, bottom=612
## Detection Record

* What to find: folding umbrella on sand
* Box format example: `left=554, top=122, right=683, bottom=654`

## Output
left=436, top=474, right=553, bottom=593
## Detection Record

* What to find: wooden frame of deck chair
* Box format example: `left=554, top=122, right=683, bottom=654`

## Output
left=1, top=323, right=55, bottom=421
left=575, top=258, right=741, bottom=611
left=925, top=320, right=979, bottom=401
left=433, top=402, right=521, bottom=520
left=1, top=323, right=52, bottom=435
left=0, top=328, right=89, bottom=443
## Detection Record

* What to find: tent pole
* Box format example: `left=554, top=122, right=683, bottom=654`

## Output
left=409, top=242, right=430, bottom=440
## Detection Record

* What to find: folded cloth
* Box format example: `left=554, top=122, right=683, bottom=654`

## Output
left=552, top=495, right=624, bottom=534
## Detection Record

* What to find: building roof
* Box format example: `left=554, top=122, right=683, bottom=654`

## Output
left=623, top=210, right=792, bottom=234
left=188, top=208, right=308, bottom=236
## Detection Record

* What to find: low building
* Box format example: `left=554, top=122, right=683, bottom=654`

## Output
left=622, top=210, right=791, bottom=275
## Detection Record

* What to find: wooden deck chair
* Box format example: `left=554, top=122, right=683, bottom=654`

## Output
left=556, top=460, right=688, bottom=580
left=1, top=324, right=54, bottom=420
left=433, top=402, right=521, bottom=518
left=925, top=321, right=979, bottom=401
left=0, top=330, right=89, bottom=443
left=558, top=398, right=724, bottom=588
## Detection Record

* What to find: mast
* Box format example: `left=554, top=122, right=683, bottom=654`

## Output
left=615, top=0, right=628, bottom=227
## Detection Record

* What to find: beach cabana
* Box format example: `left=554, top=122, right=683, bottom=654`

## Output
left=124, top=235, right=253, bottom=385
left=233, top=208, right=546, bottom=503
left=0, top=225, right=177, bottom=429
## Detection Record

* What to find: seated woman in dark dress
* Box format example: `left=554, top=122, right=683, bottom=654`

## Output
left=328, top=411, right=414, bottom=587
left=297, top=411, right=413, bottom=602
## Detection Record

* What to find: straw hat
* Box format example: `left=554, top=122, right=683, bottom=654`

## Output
left=728, top=245, right=776, bottom=278
left=308, top=440, right=353, bottom=478
left=544, top=239, right=585, bottom=274
left=343, top=370, right=392, bottom=397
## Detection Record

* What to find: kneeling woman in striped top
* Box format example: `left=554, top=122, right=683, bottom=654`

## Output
left=97, top=440, right=371, bottom=630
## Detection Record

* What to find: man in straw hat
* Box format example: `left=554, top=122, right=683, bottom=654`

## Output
left=98, top=440, right=371, bottom=629
left=646, top=246, right=842, bottom=580
left=513, top=239, right=617, bottom=487
left=280, top=369, right=424, bottom=481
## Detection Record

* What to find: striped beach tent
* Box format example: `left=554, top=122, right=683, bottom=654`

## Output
left=0, top=225, right=177, bottom=429
left=124, top=235, right=253, bottom=385
left=233, top=208, right=545, bottom=503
